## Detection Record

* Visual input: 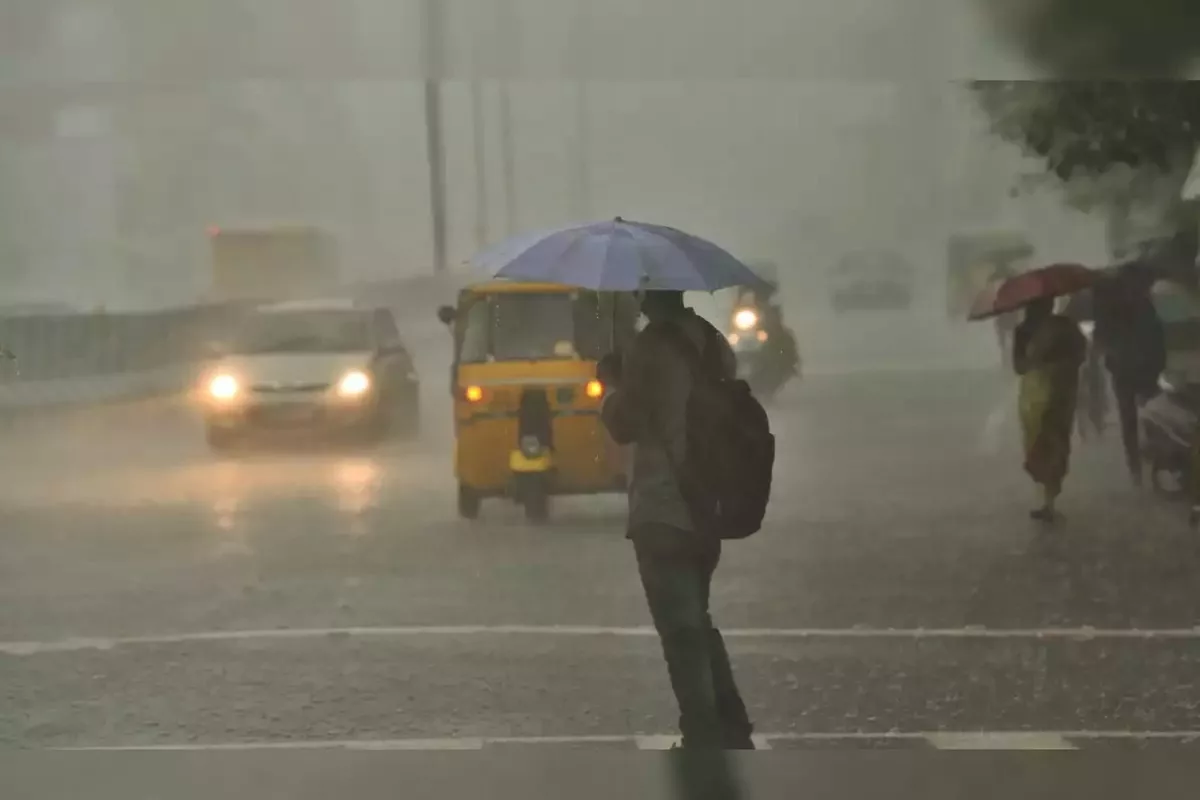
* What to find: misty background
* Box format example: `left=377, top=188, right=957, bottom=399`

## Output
left=1, top=0, right=1107, bottom=315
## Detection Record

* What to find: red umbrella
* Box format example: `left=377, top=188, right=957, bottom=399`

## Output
left=968, top=263, right=1099, bottom=321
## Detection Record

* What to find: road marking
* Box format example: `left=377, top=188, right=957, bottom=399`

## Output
left=8, top=624, right=1200, bottom=656
left=55, top=730, right=1200, bottom=752
left=926, top=732, right=1077, bottom=750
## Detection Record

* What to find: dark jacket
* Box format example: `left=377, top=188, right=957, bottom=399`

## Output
left=1094, top=285, right=1166, bottom=386
left=600, top=309, right=736, bottom=534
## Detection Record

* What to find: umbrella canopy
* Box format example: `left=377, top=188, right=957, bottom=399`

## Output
left=968, top=263, right=1099, bottom=321
left=472, top=217, right=770, bottom=293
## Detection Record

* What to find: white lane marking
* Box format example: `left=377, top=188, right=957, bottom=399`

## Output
left=926, top=732, right=1077, bottom=750
left=8, top=624, right=1200, bottom=656
left=55, top=730, right=1200, bottom=752
left=634, top=735, right=679, bottom=750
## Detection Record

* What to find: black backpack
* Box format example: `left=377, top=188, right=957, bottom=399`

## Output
left=654, top=319, right=775, bottom=540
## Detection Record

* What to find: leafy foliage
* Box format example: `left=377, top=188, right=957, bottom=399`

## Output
left=974, top=0, right=1200, bottom=77
left=971, top=81, right=1200, bottom=181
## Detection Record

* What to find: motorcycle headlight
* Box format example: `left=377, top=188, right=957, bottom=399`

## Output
left=337, top=370, right=371, bottom=397
left=733, top=309, right=759, bottom=331
left=208, top=373, right=239, bottom=400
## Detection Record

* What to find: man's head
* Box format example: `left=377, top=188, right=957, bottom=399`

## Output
left=1025, top=296, right=1055, bottom=321
left=640, top=290, right=686, bottom=322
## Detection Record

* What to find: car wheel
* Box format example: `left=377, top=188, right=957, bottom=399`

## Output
left=458, top=484, right=481, bottom=520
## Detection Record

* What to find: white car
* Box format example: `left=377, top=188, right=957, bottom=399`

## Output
left=199, top=300, right=419, bottom=450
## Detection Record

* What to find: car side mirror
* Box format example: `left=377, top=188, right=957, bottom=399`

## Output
left=437, top=305, right=456, bottom=326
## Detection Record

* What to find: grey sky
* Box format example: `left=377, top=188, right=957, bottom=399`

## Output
left=4, top=1, right=1099, bottom=311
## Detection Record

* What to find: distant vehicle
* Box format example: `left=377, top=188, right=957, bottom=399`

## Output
left=829, top=250, right=915, bottom=312
left=199, top=300, right=419, bottom=451
left=206, top=224, right=339, bottom=303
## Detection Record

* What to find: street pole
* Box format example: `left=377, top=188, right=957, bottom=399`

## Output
left=572, top=2, right=591, bottom=221
left=497, top=0, right=518, bottom=235
left=422, top=0, right=448, bottom=273
left=469, top=21, right=487, bottom=251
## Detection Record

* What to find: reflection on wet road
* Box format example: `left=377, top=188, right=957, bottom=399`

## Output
left=5, top=364, right=1200, bottom=752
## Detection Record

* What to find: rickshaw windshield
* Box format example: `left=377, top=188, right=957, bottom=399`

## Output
left=458, top=292, right=605, bottom=363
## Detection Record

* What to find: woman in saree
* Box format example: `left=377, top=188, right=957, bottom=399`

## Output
left=1013, top=297, right=1088, bottom=521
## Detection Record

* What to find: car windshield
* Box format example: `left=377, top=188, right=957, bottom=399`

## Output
left=231, top=310, right=371, bottom=354
left=460, top=292, right=605, bottom=362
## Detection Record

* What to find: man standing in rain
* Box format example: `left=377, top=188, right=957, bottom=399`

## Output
left=1093, top=265, right=1167, bottom=486
left=597, top=289, right=755, bottom=752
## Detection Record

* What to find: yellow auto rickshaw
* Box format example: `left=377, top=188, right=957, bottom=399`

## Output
left=436, top=281, right=639, bottom=522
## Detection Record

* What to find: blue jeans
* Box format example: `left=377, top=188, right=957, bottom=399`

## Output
left=633, top=528, right=754, bottom=749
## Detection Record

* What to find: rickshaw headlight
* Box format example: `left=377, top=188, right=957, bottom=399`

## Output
left=520, top=435, right=543, bottom=457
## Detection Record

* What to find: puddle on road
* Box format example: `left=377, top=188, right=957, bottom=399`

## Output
left=0, top=450, right=431, bottom=519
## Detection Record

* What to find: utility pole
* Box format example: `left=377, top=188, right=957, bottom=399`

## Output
left=421, top=0, right=448, bottom=272
left=497, top=0, right=518, bottom=235
left=572, top=1, right=591, bottom=220
left=469, top=16, right=487, bottom=251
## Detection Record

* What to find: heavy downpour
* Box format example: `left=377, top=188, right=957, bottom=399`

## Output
left=5, top=2, right=1200, bottom=798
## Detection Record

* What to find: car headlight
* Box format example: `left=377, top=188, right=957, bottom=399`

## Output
left=733, top=308, right=759, bottom=331
left=208, top=373, right=239, bottom=400
left=337, top=370, right=371, bottom=397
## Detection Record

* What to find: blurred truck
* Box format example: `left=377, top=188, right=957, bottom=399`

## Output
left=207, top=224, right=338, bottom=304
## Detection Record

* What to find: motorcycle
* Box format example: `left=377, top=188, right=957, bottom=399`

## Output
left=1139, top=371, right=1200, bottom=495
left=726, top=305, right=800, bottom=401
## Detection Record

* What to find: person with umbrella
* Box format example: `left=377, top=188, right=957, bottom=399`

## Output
left=971, top=264, right=1094, bottom=521
left=1092, top=264, right=1167, bottom=487
left=474, top=218, right=768, bottom=760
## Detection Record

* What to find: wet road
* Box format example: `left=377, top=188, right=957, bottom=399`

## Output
left=5, top=345, right=1200, bottom=759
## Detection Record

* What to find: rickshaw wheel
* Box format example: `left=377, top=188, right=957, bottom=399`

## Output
left=457, top=485, right=481, bottom=520
left=523, top=490, right=549, bottom=524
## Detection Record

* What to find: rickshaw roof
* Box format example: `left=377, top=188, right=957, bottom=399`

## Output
left=460, top=280, right=584, bottom=295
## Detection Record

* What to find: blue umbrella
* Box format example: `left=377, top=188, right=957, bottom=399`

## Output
left=472, top=217, right=770, bottom=292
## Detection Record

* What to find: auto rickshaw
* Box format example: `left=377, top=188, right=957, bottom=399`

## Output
left=436, top=281, right=639, bottom=522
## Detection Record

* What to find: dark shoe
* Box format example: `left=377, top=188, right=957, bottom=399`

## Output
left=1030, top=508, right=1055, bottom=523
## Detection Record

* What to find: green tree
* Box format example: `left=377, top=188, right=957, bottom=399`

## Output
left=973, top=0, right=1200, bottom=77
left=971, top=80, right=1200, bottom=274
left=972, top=81, right=1200, bottom=181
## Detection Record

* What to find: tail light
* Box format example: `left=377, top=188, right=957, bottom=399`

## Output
left=585, top=380, right=604, bottom=399
left=464, top=385, right=484, bottom=403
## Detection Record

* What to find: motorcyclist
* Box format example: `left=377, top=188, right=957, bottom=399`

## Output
left=732, top=281, right=798, bottom=382
left=758, top=284, right=798, bottom=372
